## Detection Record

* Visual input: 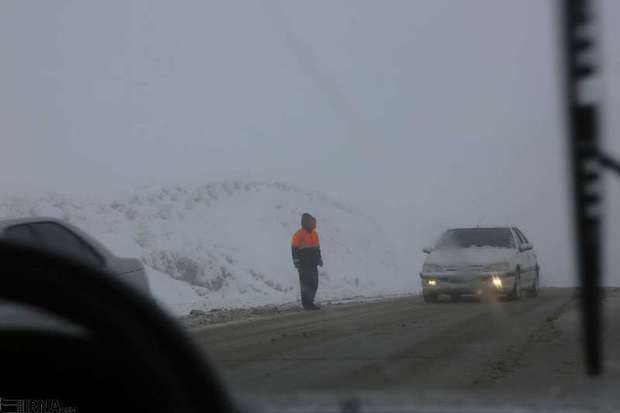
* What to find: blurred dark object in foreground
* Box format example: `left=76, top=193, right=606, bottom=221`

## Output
left=561, top=0, right=620, bottom=376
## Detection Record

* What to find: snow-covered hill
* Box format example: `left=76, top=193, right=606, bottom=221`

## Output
left=0, top=182, right=412, bottom=314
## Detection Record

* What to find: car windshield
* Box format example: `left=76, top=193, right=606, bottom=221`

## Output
left=436, top=228, right=515, bottom=249
left=2, top=0, right=620, bottom=410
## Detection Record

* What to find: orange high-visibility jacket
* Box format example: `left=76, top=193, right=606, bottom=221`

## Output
left=291, top=228, right=322, bottom=268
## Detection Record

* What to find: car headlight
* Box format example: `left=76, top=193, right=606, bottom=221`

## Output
left=423, top=264, right=443, bottom=272
left=486, top=263, right=510, bottom=272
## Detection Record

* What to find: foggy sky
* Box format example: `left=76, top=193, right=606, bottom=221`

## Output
left=2, top=1, right=619, bottom=285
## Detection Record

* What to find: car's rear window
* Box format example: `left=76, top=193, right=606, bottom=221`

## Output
left=5, top=222, right=104, bottom=267
left=436, top=228, right=515, bottom=249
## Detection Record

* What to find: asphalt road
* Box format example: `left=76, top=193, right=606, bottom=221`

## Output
left=191, top=288, right=620, bottom=401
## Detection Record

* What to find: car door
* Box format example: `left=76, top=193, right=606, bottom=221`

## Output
left=514, top=228, right=534, bottom=285
left=511, top=228, right=531, bottom=284
left=516, top=228, right=537, bottom=283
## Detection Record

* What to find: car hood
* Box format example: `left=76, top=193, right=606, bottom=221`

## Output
left=426, top=247, right=516, bottom=266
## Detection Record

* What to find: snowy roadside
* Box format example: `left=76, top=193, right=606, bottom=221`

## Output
left=0, top=182, right=416, bottom=317
left=178, top=293, right=415, bottom=330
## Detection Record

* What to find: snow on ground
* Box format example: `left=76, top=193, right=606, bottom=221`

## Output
left=145, top=269, right=202, bottom=316
left=0, top=182, right=413, bottom=315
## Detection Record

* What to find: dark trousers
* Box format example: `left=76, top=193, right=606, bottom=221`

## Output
left=298, top=267, right=318, bottom=308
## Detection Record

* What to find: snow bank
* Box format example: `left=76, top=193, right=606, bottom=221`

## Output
left=0, top=182, right=412, bottom=315
left=145, top=269, right=202, bottom=316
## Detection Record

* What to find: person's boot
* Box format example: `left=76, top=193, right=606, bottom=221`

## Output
left=309, top=303, right=321, bottom=310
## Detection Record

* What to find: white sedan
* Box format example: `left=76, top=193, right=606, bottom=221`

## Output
left=419, top=227, right=539, bottom=302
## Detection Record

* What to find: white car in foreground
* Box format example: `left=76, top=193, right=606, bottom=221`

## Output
left=420, top=227, right=539, bottom=302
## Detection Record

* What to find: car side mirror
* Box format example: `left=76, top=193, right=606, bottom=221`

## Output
left=423, top=247, right=433, bottom=254
left=519, top=243, right=532, bottom=252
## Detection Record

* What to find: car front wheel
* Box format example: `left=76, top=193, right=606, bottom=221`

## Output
left=423, top=294, right=437, bottom=303
left=509, top=271, right=522, bottom=301
left=528, top=269, right=539, bottom=297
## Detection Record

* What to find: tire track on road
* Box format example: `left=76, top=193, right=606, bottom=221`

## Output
left=316, top=292, right=570, bottom=391
left=192, top=289, right=576, bottom=394
left=470, top=296, right=576, bottom=386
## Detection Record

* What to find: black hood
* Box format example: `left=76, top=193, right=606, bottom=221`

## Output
left=301, top=213, right=315, bottom=230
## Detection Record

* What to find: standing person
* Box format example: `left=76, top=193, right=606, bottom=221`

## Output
left=291, top=213, right=323, bottom=310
